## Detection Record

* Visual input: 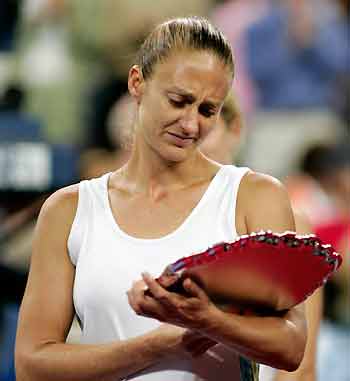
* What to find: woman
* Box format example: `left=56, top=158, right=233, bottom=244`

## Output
left=15, top=17, right=307, bottom=381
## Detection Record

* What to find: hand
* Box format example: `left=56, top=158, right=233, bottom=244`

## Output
left=127, top=272, right=218, bottom=331
left=153, top=324, right=218, bottom=358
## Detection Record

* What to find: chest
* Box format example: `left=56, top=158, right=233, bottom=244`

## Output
left=109, top=183, right=210, bottom=239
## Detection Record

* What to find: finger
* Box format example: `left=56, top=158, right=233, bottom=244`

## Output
left=158, top=273, right=180, bottom=288
left=139, top=305, right=165, bottom=322
left=128, top=280, right=146, bottom=300
left=127, top=290, right=143, bottom=315
left=128, top=281, right=147, bottom=307
left=133, top=280, right=148, bottom=294
left=182, top=278, right=209, bottom=301
left=142, top=272, right=178, bottom=306
left=128, top=292, right=161, bottom=319
left=137, top=294, right=172, bottom=321
left=128, top=281, right=161, bottom=316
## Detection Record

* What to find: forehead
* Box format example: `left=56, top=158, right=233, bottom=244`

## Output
left=149, top=50, right=232, bottom=102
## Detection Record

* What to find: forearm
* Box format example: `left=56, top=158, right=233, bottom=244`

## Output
left=273, top=289, right=323, bottom=381
left=16, top=330, right=175, bottom=381
left=201, top=307, right=306, bottom=372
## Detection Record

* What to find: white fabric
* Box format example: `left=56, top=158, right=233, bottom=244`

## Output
left=68, top=164, right=250, bottom=380
left=258, top=365, right=275, bottom=381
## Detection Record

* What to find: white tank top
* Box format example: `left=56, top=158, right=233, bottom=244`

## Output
left=68, top=164, right=259, bottom=381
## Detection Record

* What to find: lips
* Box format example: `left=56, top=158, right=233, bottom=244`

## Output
left=166, top=132, right=195, bottom=147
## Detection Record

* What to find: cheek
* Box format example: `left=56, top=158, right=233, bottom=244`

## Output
left=199, top=117, right=220, bottom=141
left=143, top=97, right=176, bottom=129
left=200, top=127, right=222, bottom=156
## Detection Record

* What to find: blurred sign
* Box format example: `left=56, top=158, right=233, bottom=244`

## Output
left=0, top=143, right=51, bottom=191
left=0, top=142, right=78, bottom=191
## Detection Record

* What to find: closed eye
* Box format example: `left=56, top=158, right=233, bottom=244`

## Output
left=168, top=94, right=217, bottom=117
left=169, top=98, right=186, bottom=108
left=199, top=104, right=216, bottom=118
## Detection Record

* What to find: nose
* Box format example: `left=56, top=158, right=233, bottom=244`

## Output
left=179, top=107, right=199, bottom=137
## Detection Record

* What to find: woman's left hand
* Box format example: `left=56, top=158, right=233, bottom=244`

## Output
left=127, top=272, right=218, bottom=331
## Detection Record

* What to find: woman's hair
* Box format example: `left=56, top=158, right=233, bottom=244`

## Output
left=135, top=16, right=234, bottom=80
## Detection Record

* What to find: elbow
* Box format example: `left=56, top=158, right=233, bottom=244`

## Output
left=15, top=347, right=33, bottom=380
left=278, top=324, right=307, bottom=372
left=271, top=343, right=305, bottom=372
left=281, top=347, right=305, bottom=372
left=15, top=345, right=44, bottom=381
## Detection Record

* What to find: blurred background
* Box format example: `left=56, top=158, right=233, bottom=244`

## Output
left=0, top=1, right=348, bottom=380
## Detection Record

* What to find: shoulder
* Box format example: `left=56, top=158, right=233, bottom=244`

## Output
left=31, top=184, right=81, bottom=265
left=240, top=171, right=288, bottom=201
left=36, top=184, right=80, bottom=235
left=237, top=171, right=295, bottom=233
left=40, top=184, right=79, bottom=216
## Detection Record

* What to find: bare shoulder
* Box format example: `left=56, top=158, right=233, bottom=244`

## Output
left=40, top=183, right=79, bottom=217
left=241, top=171, right=286, bottom=196
left=37, top=184, right=79, bottom=230
left=237, top=171, right=295, bottom=233
left=32, top=183, right=80, bottom=257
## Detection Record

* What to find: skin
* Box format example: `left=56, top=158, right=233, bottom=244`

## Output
left=15, top=49, right=307, bottom=380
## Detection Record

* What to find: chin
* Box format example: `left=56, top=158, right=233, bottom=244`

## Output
left=158, top=144, right=193, bottom=163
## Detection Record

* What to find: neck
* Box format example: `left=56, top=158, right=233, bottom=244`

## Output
left=112, top=134, right=219, bottom=194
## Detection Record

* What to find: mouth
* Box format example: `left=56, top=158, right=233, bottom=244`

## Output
left=166, top=132, right=196, bottom=147
left=168, top=132, right=195, bottom=140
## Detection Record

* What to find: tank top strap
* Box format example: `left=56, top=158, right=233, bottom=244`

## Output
left=67, top=174, right=110, bottom=265
left=211, top=165, right=250, bottom=240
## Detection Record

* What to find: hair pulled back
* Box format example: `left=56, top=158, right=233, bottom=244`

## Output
left=135, top=16, right=234, bottom=80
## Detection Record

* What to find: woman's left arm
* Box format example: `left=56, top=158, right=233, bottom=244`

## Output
left=197, top=173, right=307, bottom=371
left=273, top=211, right=323, bottom=381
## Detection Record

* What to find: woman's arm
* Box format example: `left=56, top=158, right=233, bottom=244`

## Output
left=273, top=211, right=323, bottom=381
left=130, top=173, right=307, bottom=371
left=200, top=173, right=307, bottom=371
left=15, top=186, right=198, bottom=381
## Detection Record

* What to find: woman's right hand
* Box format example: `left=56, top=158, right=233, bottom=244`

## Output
left=154, top=324, right=217, bottom=358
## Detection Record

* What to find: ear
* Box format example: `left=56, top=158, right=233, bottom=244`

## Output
left=128, top=65, right=145, bottom=104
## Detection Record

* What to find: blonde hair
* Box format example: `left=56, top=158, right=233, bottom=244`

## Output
left=135, top=16, right=234, bottom=80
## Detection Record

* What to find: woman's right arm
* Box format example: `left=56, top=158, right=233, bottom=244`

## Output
left=15, top=186, right=189, bottom=381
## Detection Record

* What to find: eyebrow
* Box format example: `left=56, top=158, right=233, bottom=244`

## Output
left=168, top=87, right=195, bottom=101
left=167, top=87, right=220, bottom=108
